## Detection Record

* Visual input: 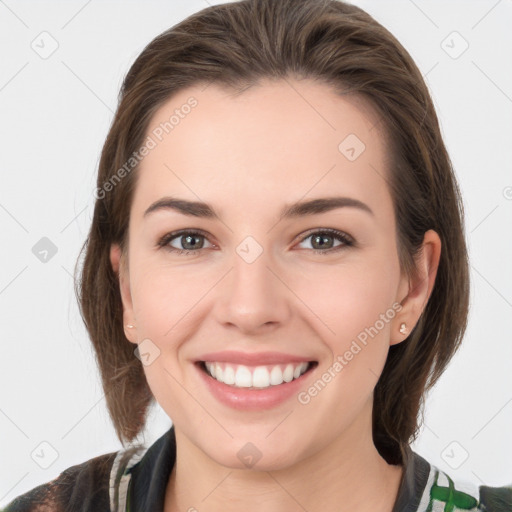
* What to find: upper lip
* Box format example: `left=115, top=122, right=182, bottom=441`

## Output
left=196, top=351, right=316, bottom=366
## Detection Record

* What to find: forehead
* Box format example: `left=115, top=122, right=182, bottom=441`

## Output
left=131, top=78, right=391, bottom=222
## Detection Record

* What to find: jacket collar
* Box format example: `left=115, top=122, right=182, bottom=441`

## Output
left=128, top=425, right=430, bottom=512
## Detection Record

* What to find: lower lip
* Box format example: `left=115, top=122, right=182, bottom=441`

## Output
left=195, top=362, right=317, bottom=411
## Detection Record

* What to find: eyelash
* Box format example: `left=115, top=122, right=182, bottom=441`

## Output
left=156, top=228, right=355, bottom=256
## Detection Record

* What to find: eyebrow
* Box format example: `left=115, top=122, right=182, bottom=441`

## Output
left=143, top=195, right=374, bottom=221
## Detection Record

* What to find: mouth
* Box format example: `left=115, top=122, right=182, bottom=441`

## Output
left=196, top=360, right=319, bottom=390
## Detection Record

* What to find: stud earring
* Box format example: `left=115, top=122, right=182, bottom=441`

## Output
left=399, top=322, right=407, bottom=335
left=125, top=324, right=134, bottom=329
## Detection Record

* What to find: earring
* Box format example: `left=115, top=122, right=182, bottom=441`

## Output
left=399, top=322, right=407, bottom=335
left=125, top=324, right=134, bottom=329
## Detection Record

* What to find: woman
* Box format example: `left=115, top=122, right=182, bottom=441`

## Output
left=3, top=0, right=511, bottom=511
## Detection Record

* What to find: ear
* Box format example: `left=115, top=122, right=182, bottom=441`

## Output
left=110, top=243, right=137, bottom=345
left=390, top=229, right=442, bottom=346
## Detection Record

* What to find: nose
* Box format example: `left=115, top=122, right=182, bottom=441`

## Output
left=212, top=243, right=292, bottom=334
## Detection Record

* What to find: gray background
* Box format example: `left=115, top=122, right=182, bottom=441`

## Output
left=0, top=0, right=511, bottom=505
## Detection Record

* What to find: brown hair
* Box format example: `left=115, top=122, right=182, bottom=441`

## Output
left=74, top=0, right=470, bottom=465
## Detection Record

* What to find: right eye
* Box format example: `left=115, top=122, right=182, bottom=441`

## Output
left=157, top=229, right=215, bottom=255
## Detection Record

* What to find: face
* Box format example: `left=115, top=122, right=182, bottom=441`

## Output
left=111, top=78, right=435, bottom=471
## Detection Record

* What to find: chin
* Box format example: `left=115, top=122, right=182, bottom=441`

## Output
left=202, top=436, right=304, bottom=472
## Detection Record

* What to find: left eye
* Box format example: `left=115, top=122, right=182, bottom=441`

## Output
left=296, top=229, right=354, bottom=253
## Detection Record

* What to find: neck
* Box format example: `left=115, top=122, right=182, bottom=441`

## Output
left=164, top=404, right=404, bottom=512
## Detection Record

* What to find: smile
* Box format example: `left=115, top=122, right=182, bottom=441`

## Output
left=200, top=361, right=316, bottom=389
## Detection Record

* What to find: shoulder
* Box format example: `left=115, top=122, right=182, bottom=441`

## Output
left=1, top=446, right=145, bottom=512
left=412, top=452, right=512, bottom=512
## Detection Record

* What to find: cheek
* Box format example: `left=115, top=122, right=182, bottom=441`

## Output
left=130, top=265, right=195, bottom=412
left=128, top=260, right=216, bottom=395
left=130, top=258, right=210, bottom=335
left=292, top=260, right=398, bottom=342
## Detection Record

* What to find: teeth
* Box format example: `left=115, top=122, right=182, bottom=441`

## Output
left=283, top=364, right=294, bottom=383
left=215, top=363, right=223, bottom=383
left=204, top=361, right=311, bottom=389
left=270, top=365, right=283, bottom=385
left=235, top=366, right=252, bottom=387
left=223, top=365, right=235, bottom=385
left=252, top=366, right=270, bottom=388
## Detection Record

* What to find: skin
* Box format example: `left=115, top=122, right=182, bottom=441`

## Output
left=110, top=77, right=441, bottom=512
